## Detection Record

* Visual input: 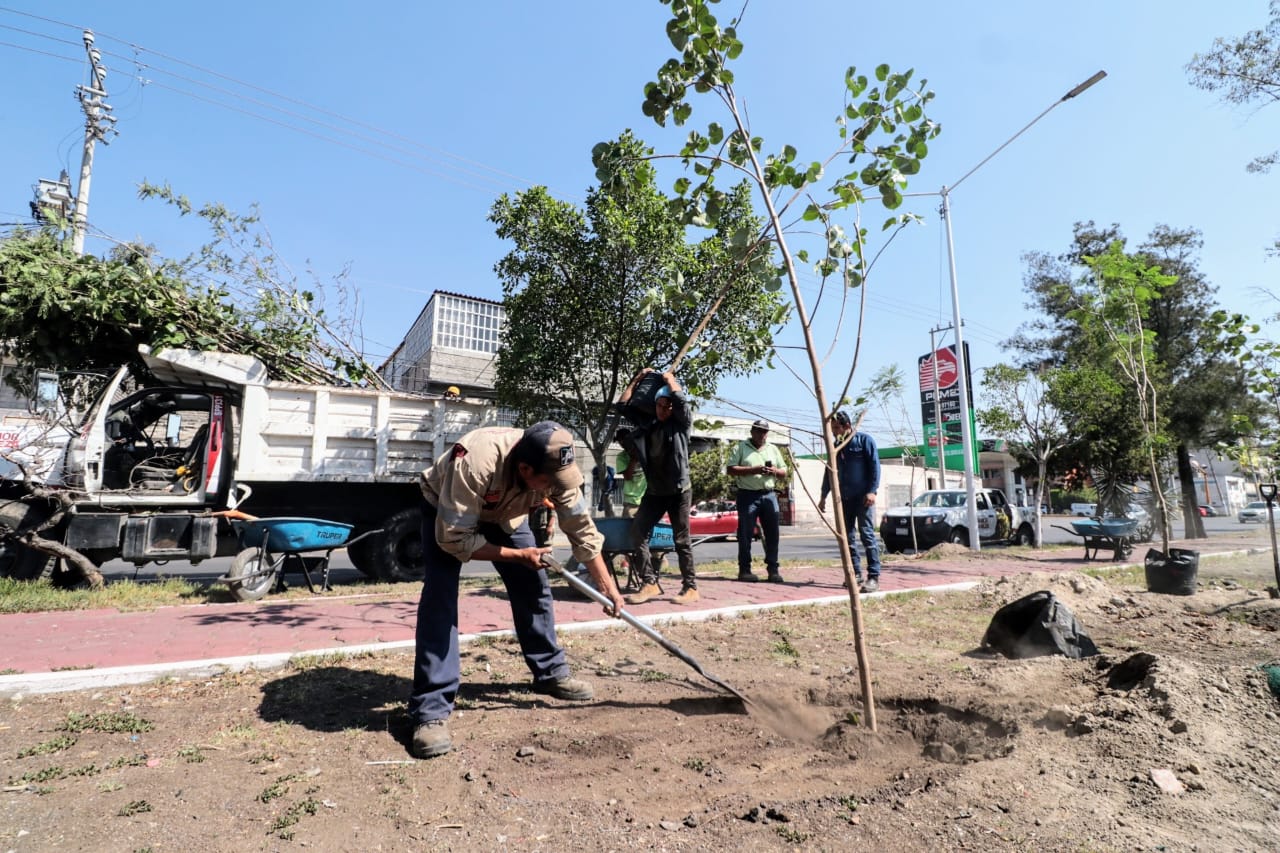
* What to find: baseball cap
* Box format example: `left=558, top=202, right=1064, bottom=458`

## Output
left=518, top=421, right=584, bottom=492
left=751, top=419, right=770, bottom=431
left=655, top=386, right=673, bottom=399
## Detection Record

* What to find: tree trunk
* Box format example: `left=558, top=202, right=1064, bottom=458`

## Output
left=1175, top=443, right=1205, bottom=539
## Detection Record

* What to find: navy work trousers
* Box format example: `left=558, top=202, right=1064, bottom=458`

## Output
left=736, top=489, right=780, bottom=575
left=843, top=496, right=881, bottom=580
left=629, top=488, right=695, bottom=588
left=408, top=502, right=569, bottom=723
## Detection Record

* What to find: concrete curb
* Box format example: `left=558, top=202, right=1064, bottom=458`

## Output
left=0, top=581, right=979, bottom=698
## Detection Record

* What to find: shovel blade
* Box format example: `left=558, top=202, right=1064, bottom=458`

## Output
left=545, top=556, right=749, bottom=705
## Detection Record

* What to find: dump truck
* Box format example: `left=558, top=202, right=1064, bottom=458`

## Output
left=0, top=346, right=494, bottom=582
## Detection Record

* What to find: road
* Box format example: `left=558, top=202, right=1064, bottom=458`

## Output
left=97, top=512, right=1253, bottom=589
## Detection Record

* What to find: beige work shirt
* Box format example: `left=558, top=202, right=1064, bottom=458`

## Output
left=419, top=426, right=603, bottom=564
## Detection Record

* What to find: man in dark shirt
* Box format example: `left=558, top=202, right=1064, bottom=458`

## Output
left=617, top=368, right=697, bottom=605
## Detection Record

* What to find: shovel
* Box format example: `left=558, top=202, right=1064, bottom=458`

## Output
left=542, top=555, right=751, bottom=705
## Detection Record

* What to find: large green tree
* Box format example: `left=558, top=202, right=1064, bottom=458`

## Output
left=1006, top=222, right=1260, bottom=538
left=490, top=131, right=785, bottom=470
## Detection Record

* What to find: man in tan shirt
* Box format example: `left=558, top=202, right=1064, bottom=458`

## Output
left=410, top=421, right=625, bottom=759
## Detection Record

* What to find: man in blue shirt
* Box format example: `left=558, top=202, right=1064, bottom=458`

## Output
left=817, top=411, right=882, bottom=592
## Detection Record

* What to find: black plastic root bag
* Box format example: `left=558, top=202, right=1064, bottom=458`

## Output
left=982, top=590, right=1099, bottom=660
left=1143, top=547, right=1199, bottom=596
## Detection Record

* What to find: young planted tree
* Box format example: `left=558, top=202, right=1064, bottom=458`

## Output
left=598, top=0, right=942, bottom=729
left=491, top=131, right=785, bottom=477
left=978, top=364, right=1067, bottom=546
left=1070, top=243, right=1177, bottom=554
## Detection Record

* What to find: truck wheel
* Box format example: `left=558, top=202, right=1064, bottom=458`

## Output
left=227, top=547, right=278, bottom=601
left=0, top=541, right=56, bottom=581
left=948, top=528, right=969, bottom=547
left=346, top=536, right=379, bottom=579
left=365, top=508, right=425, bottom=583
left=0, top=496, right=58, bottom=581
left=1014, top=525, right=1034, bottom=546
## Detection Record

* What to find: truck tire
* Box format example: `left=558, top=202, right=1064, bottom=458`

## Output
left=364, top=507, right=425, bottom=583
left=226, top=547, right=279, bottom=601
left=1014, top=524, right=1034, bottom=546
left=948, top=527, right=969, bottom=547
left=0, top=541, right=56, bottom=581
left=0, top=496, right=58, bottom=581
left=346, top=536, right=379, bottom=579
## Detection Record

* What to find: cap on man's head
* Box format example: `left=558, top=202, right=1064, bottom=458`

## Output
left=654, top=386, right=673, bottom=400
left=833, top=410, right=851, bottom=427
left=751, top=419, right=770, bottom=431
left=518, top=421, right=584, bottom=492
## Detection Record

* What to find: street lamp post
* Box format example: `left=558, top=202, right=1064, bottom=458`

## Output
left=922, top=70, right=1107, bottom=549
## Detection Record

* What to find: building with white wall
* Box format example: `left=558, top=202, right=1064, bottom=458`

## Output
left=378, top=291, right=504, bottom=399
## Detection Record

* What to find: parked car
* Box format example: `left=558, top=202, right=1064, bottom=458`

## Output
left=676, top=502, right=760, bottom=540
left=1070, top=502, right=1097, bottom=517
left=1198, top=504, right=1218, bottom=517
left=1237, top=501, right=1276, bottom=523
left=687, top=502, right=739, bottom=537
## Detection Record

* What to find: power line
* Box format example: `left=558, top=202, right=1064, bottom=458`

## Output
left=0, top=7, right=567, bottom=201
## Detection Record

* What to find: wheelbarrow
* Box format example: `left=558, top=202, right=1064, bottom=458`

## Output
left=218, top=516, right=381, bottom=601
left=563, top=517, right=715, bottom=596
left=596, top=516, right=675, bottom=592
left=1052, top=517, right=1138, bottom=562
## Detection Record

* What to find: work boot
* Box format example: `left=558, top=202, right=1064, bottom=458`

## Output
left=766, top=572, right=785, bottom=584
left=736, top=572, right=760, bottom=582
left=532, top=676, right=594, bottom=701
left=625, top=582, right=661, bottom=605
left=860, top=577, right=879, bottom=594
left=411, top=719, right=452, bottom=759
left=673, top=586, right=700, bottom=605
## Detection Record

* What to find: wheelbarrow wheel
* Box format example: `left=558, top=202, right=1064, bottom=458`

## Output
left=227, top=547, right=278, bottom=602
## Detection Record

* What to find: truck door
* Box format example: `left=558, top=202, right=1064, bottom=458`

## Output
left=975, top=492, right=997, bottom=538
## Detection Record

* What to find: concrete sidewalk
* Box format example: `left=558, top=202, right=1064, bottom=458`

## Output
left=1, top=534, right=1267, bottom=697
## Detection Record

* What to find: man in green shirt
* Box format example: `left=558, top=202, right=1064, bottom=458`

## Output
left=726, top=419, right=789, bottom=583
left=614, top=429, right=647, bottom=519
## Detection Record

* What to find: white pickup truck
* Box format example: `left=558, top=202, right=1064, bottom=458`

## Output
left=0, top=347, right=494, bottom=583
left=878, top=488, right=1038, bottom=552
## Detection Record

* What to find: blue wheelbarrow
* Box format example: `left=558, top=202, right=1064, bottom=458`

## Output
left=219, top=516, right=381, bottom=602
left=596, top=516, right=674, bottom=592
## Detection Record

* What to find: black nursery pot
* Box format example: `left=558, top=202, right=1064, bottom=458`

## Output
left=1143, top=547, right=1199, bottom=596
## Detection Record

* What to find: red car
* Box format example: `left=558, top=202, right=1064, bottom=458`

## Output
left=676, top=502, right=761, bottom=540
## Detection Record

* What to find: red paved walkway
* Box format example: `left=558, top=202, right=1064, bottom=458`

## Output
left=0, top=534, right=1265, bottom=693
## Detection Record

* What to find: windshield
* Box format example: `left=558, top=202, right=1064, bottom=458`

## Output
left=1247, top=501, right=1266, bottom=509
left=911, top=492, right=964, bottom=508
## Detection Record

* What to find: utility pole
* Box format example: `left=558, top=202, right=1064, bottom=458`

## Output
left=71, top=30, right=117, bottom=257
left=929, top=324, right=953, bottom=490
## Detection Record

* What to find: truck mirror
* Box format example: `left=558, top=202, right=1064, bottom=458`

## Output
left=165, top=413, right=183, bottom=447
left=32, top=370, right=59, bottom=415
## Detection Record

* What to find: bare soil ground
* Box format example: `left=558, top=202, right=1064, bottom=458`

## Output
left=3, top=551, right=1280, bottom=852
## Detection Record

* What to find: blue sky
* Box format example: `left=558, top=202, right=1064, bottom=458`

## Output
left=3, top=2, right=1277, bottom=457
